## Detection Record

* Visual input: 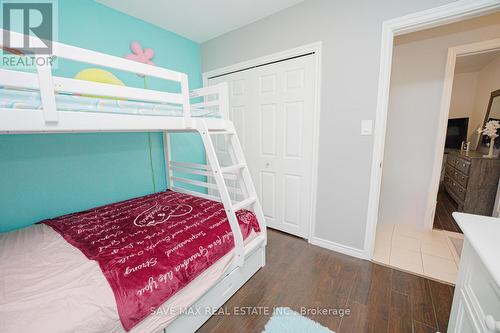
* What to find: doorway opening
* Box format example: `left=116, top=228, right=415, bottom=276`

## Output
left=433, top=48, right=500, bottom=235
left=372, top=12, right=500, bottom=285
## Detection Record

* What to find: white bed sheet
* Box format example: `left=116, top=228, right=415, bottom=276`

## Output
left=0, top=224, right=255, bottom=333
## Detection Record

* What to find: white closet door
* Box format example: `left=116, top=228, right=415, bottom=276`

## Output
left=209, top=54, right=316, bottom=238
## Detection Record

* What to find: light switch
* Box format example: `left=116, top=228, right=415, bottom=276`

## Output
left=361, top=120, right=373, bottom=136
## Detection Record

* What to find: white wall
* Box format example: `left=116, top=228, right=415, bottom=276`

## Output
left=378, top=13, right=500, bottom=228
left=471, top=55, right=500, bottom=132
left=201, top=0, right=456, bottom=254
left=449, top=72, right=478, bottom=132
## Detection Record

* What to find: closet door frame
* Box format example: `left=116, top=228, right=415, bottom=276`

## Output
left=203, top=42, right=322, bottom=243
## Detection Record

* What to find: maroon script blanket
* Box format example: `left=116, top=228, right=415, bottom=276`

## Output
left=42, top=190, right=260, bottom=331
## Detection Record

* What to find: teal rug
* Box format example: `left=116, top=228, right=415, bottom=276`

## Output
left=262, top=307, right=335, bottom=333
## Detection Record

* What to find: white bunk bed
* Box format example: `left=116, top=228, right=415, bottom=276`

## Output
left=0, top=30, right=267, bottom=333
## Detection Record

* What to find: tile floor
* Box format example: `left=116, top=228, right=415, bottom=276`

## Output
left=373, top=223, right=463, bottom=285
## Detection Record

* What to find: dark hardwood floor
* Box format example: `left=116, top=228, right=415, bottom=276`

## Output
left=433, top=189, right=462, bottom=233
left=197, top=229, right=454, bottom=333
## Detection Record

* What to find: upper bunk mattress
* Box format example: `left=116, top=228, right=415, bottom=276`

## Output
left=0, top=190, right=260, bottom=332
left=0, top=87, right=220, bottom=118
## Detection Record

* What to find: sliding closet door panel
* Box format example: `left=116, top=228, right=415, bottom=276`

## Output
left=209, top=54, right=316, bottom=238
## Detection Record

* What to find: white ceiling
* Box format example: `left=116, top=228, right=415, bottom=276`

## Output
left=455, top=50, right=500, bottom=74
left=96, top=0, right=305, bottom=43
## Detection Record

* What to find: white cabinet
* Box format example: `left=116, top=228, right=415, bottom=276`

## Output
left=448, top=213, right=500, bottom=333
left=493, top=180, right=500, bottom=217
left=451, top=291, right=480, bottom=332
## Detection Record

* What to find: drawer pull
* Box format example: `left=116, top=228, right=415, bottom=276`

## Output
left=485, top=314, right=500, bottom=332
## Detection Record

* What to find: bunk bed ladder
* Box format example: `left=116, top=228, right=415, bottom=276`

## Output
left=200, top=125, right=267, bottom=267
left=224, top=130, right=267, bottom=246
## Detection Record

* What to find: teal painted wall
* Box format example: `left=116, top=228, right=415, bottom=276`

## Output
left=0, top=0, right=204, bottom=232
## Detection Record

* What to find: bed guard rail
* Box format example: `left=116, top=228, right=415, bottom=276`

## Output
left=0, top=29, right=230, bottom=126
left=190, top=83, right=230, bottom=120
left=190, top=82, right=229, bottom=119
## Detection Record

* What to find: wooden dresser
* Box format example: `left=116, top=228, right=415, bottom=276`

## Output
left=444, top=150, right=500, bottom=216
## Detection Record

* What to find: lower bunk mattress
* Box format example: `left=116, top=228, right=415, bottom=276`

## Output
left=0, top=190, right=260, bottom=332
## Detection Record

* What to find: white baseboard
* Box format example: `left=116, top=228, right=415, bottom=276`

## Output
left=309, top=236, right=368, bottom=260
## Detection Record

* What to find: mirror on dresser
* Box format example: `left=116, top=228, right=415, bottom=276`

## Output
left=478, top=89, right=500, bottom=155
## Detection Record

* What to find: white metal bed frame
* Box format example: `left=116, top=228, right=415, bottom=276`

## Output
left=0, top=30, right=266, bottom=333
